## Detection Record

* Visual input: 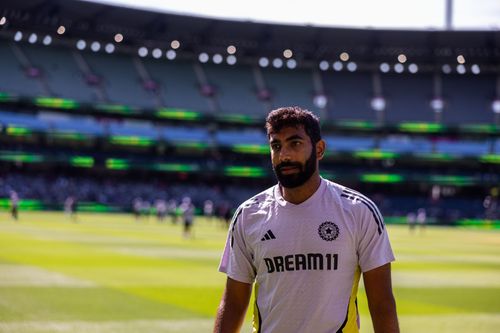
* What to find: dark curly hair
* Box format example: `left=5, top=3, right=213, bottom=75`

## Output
left=265, top=106, right=322, bottom=144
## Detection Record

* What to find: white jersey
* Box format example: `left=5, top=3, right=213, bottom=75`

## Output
left=219, top=178, right=395, bottom=333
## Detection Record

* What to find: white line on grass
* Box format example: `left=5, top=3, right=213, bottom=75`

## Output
left=0, top=264, right=96, bottom=287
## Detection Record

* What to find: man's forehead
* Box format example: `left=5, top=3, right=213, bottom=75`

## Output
left=268, top=125, right=307, bottom=140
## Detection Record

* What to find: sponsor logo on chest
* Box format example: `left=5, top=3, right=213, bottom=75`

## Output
left=261, top=221, right=341, bottom=273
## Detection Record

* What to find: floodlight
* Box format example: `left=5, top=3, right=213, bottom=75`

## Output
left=138, top=47, right=148, bottom=57
left=272, top=58, right=283, bottom=68
left=166, top=50, right=176, bottom=60
left=379, top=63, right=390, bottom=73
left=333, top=61, right=343, bottom=71
left=346, top=62, right=357, bottom=72
left=259, top=57, right=269, bottom=67
left=76, top=40, right=86, bottom=50
left=286, top=59, right=297, bottom=69
left=319, top=61, right=329, bottom=71
left=198, top=52, right=209, bottom=63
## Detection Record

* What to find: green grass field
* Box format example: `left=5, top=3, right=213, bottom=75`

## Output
left=0, top=211, right=499, bottom=333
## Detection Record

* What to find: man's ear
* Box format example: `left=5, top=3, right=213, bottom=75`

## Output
left=316, top=140, right=326, bottom=160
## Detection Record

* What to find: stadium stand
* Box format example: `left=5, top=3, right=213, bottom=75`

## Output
left=0, top=0, right=498, bottom=223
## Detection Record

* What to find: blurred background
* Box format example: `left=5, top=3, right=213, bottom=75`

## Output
left=0, top=1, right=499, bottom=332
left=0, top=0, right=498, bottom=224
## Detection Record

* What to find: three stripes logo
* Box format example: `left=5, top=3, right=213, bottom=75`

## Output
left=261, top=230, right=276, bottom=241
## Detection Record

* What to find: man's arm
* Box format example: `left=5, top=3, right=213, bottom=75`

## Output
left=214, top=277, right=253, bottom=333
left=363, top=263, right=400, bottom=333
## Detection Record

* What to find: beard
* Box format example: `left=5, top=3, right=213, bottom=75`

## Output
left=273, top=148, right=317, bottom=189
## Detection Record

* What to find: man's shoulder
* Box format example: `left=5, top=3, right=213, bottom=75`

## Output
left=323, top=179, right=379, bottom=212
left=237, top=185, right=276, bottom=211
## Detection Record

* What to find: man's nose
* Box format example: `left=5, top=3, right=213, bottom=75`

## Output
left=279, top=146, right=291, bottom=162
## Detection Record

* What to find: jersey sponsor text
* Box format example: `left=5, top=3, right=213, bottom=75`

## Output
left=264, top=253, right=339, bottom=273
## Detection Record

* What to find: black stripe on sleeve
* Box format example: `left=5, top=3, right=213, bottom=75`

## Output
left=230, top=208, right=243, bottom=248
left=341, top=192, right=382, bottom=235
left=342, top=188, right=385, bottom=230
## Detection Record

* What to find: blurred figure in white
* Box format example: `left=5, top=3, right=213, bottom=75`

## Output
left=133, top=197, right=142, bottom=221
left=407, top=211, right=416, bottom=233
left=416, top=208, right=427, bottom=233
left=9, top=190, right=19, bottom=221
left=203, top=199, right=214, bottom=222
left=168, top=199, right=178, bottom=224
left=180, top=196, right=195, bottom=238
left=64, top=196, right=77, bottom=221
left=155, top=199, right=167, bottom=222
left=483, top=194, right=498, bottom=220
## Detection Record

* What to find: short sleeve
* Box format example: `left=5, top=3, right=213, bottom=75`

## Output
left=218, top=208, right=256, bottom=284
left=356, top=200, right=395, bottom=272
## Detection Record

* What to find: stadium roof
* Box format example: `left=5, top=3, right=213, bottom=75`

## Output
left=84, top=0, right=500, bottom=31
left=1, top=0, right=499, bottom=65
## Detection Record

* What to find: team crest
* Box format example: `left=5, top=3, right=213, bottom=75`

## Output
left=318, top=221, right=339, bottom=241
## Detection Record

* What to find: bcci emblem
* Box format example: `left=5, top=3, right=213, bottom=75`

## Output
left=318, top=221, right=339, bottom=241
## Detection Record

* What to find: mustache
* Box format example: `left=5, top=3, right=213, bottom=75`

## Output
left=275, top=162, right=302, bottom=171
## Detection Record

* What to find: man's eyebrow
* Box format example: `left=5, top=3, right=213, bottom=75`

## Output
left=285, top=134, right=305, bottom=141
left=269, top=134, right=305, bottom=144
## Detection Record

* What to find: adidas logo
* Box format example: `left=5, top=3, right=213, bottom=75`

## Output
left=261, top=230, right=276, bottom=241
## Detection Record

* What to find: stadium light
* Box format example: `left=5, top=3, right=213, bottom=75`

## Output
left=227, top=45, right=236, bottom=54
left=42, top=35, right=52, bottom=46
left=272, top=58, right=283, bottom=68
left=105, top=43, right=115, bottom=54
left=90, top=41, right=101, bottom=52
left=340, top=52, right=349, bottom=61
left=28, top=33, right=37, bottom=44
left=319, top=61, right=329, bottom=71
left=286, top=59, right=297, bottom=69
left=346, top=62, right=357, bottom=72
left=114, top=33, right=123, bottom=43
left=57, top=26, right=66, bottom=35
left=171, top=40, right=180, bottom=49
left=371, top=96, right=386, bottom=111
left=397, top=54, right=407, bottom=63
left=226, top=55, right=237, bottom=65
left=213, top=53, right=223, bottom=64
left=456, top=64, right=466, bottom=74
left=152, top=48, right=162, bottom=59
left=430, top=97, right=444, bottom=112
left=166, top=50, right=176, bottom=60
left=138, top=47, right=148, bottom=57
left=457, top=55, right=466, bottom=64
left=492, top=100, right=500, bottom=114
left=408, top=63, right=419, bottom=73
left=333, top=61, right=343, bottom=71
left=0, top=16, right=6, bottom=25
left=394, top=63, right=404, bottom=73
left=379, top=63, right=390, bottom=73
left=471, top=64, right=480, bottom=75
left=198, top=52, right=209, bottom=63
left=441, top=64, right=452, bottom=74
left=259, top=57, right=269, bottom=67
left=76, top=40, right=86, bottom=50
left=283, top=49, right=293, bottom=59
left=14, top=31, right=22, bottom=42
left=313, top=94, right=328, bottom=108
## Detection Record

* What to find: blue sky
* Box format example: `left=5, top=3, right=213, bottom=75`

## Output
left=86, top=0, right=500, bottom=30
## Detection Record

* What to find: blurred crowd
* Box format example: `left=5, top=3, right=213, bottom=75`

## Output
left=0, top=172, right=498, bottom=222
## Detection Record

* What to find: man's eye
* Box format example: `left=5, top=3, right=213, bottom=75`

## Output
left=271, top=144, right=281, bottom=150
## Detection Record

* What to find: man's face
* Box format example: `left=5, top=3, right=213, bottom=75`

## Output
left=269, top=126, right=317, bottom=188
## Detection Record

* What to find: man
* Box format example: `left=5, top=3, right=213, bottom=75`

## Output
left=10, top=190, right=19, bottom=221
left=214, top=107, right=399, bottom=333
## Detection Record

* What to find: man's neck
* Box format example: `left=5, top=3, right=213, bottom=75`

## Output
left=280, top=173, right=321, bottom=205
